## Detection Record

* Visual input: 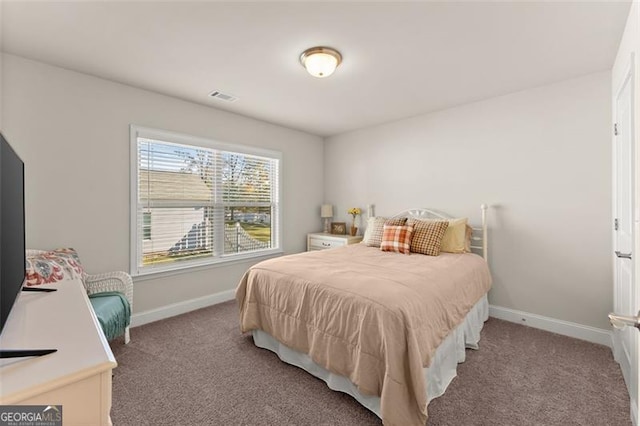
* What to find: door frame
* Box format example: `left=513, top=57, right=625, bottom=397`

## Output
left=612, top=51, right=637, bottom=426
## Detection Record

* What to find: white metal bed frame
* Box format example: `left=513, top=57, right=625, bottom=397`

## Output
left=378, top=204, right=489, bottom=262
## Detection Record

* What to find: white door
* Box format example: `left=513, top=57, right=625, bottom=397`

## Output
left=611, top=62, right=638, bottom=425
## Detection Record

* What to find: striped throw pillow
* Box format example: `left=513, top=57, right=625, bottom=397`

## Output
left=380, top=225, right=414, bottom=254
left=364, top=217, right=408, bottom=248
left=408, top=219, right=449, bottom=256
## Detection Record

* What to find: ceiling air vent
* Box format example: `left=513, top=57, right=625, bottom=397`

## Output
left=208, top=90, right=238, bottom=102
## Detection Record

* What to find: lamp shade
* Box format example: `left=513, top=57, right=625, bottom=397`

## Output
left=320, top=204, right=333, bottom=218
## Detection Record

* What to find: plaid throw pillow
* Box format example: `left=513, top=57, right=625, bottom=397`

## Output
left=408, top=219, right=449, bottom=256
left=364, top=217, right=408, bottom=248
left=380, top=225, right=414, bottom=254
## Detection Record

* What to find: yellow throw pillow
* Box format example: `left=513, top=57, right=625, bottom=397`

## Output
left=441, top=218, right=468, bottom=253
left=464, top=224, right=473, bottom=253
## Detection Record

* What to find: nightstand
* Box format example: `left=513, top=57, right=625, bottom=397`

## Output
left=307, top=232, right=363, bottom=251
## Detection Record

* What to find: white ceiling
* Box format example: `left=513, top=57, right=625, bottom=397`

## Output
left=1, top=1, right=632, bottom=137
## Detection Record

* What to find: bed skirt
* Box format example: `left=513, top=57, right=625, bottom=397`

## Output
left=252, top=293, right=489, bottom=418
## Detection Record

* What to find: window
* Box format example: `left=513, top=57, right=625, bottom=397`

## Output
left=130, top=126, right=281, bottom=276
left=142, top=212, right=152, bottom=240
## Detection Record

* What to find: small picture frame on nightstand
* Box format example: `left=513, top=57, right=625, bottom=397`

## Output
left=331, top=222, right=346, bottom=235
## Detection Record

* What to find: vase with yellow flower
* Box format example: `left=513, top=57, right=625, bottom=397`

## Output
left=347, top=207, right=361, bottom=236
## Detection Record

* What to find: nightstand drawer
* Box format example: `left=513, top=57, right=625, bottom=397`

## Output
left=306, top=233, right=363, bottom=251
left=308, top=237, right=345, bottom=250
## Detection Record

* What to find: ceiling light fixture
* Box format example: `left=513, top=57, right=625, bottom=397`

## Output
left=299, top=46, right=342, bottom=78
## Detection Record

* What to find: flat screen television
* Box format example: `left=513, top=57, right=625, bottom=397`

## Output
left=0, top=133, right=26, bottom=335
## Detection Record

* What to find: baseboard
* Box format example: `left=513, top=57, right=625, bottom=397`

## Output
left=632, top=398, right=638, bottom=426
left=131, top=289, right=236, bottom=327
left=489, top=305, right=612, bottom=347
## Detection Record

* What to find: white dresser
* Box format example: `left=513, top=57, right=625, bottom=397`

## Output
left=307, top=232, right=363, bottom=251
left=0, top=279, right=117, bottom=426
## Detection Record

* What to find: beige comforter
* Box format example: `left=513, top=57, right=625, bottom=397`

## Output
left=236, top=244, right=492, bottom=426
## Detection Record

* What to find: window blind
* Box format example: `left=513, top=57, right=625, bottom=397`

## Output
left=131, top=128, right=281, bottom=275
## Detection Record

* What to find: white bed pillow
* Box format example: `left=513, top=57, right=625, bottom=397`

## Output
left=362, top=217, right=377, bottom=244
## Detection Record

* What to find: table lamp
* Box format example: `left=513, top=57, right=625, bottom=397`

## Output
left=321, top=204, right=333, bottom=233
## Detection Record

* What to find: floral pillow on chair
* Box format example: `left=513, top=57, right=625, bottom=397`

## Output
left=25, top=248, right=87, bottom=288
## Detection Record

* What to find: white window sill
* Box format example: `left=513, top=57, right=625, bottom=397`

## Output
left=131, top=249, right=284, bottom=282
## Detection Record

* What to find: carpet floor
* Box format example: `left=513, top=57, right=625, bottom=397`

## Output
left=110, top=301, right=630, bottom=425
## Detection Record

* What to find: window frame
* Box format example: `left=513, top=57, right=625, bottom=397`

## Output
left=130, top=125, right=283, bottom=277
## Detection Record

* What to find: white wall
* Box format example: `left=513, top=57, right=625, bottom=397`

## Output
left=325, top=72, right=612, bottom=330
left=1, top=51, right=615, bottom=331
left=2, top=54, right=324, bottom=314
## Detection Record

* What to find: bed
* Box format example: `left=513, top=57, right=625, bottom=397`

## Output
left=236, top=206, right=492, bottom=425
